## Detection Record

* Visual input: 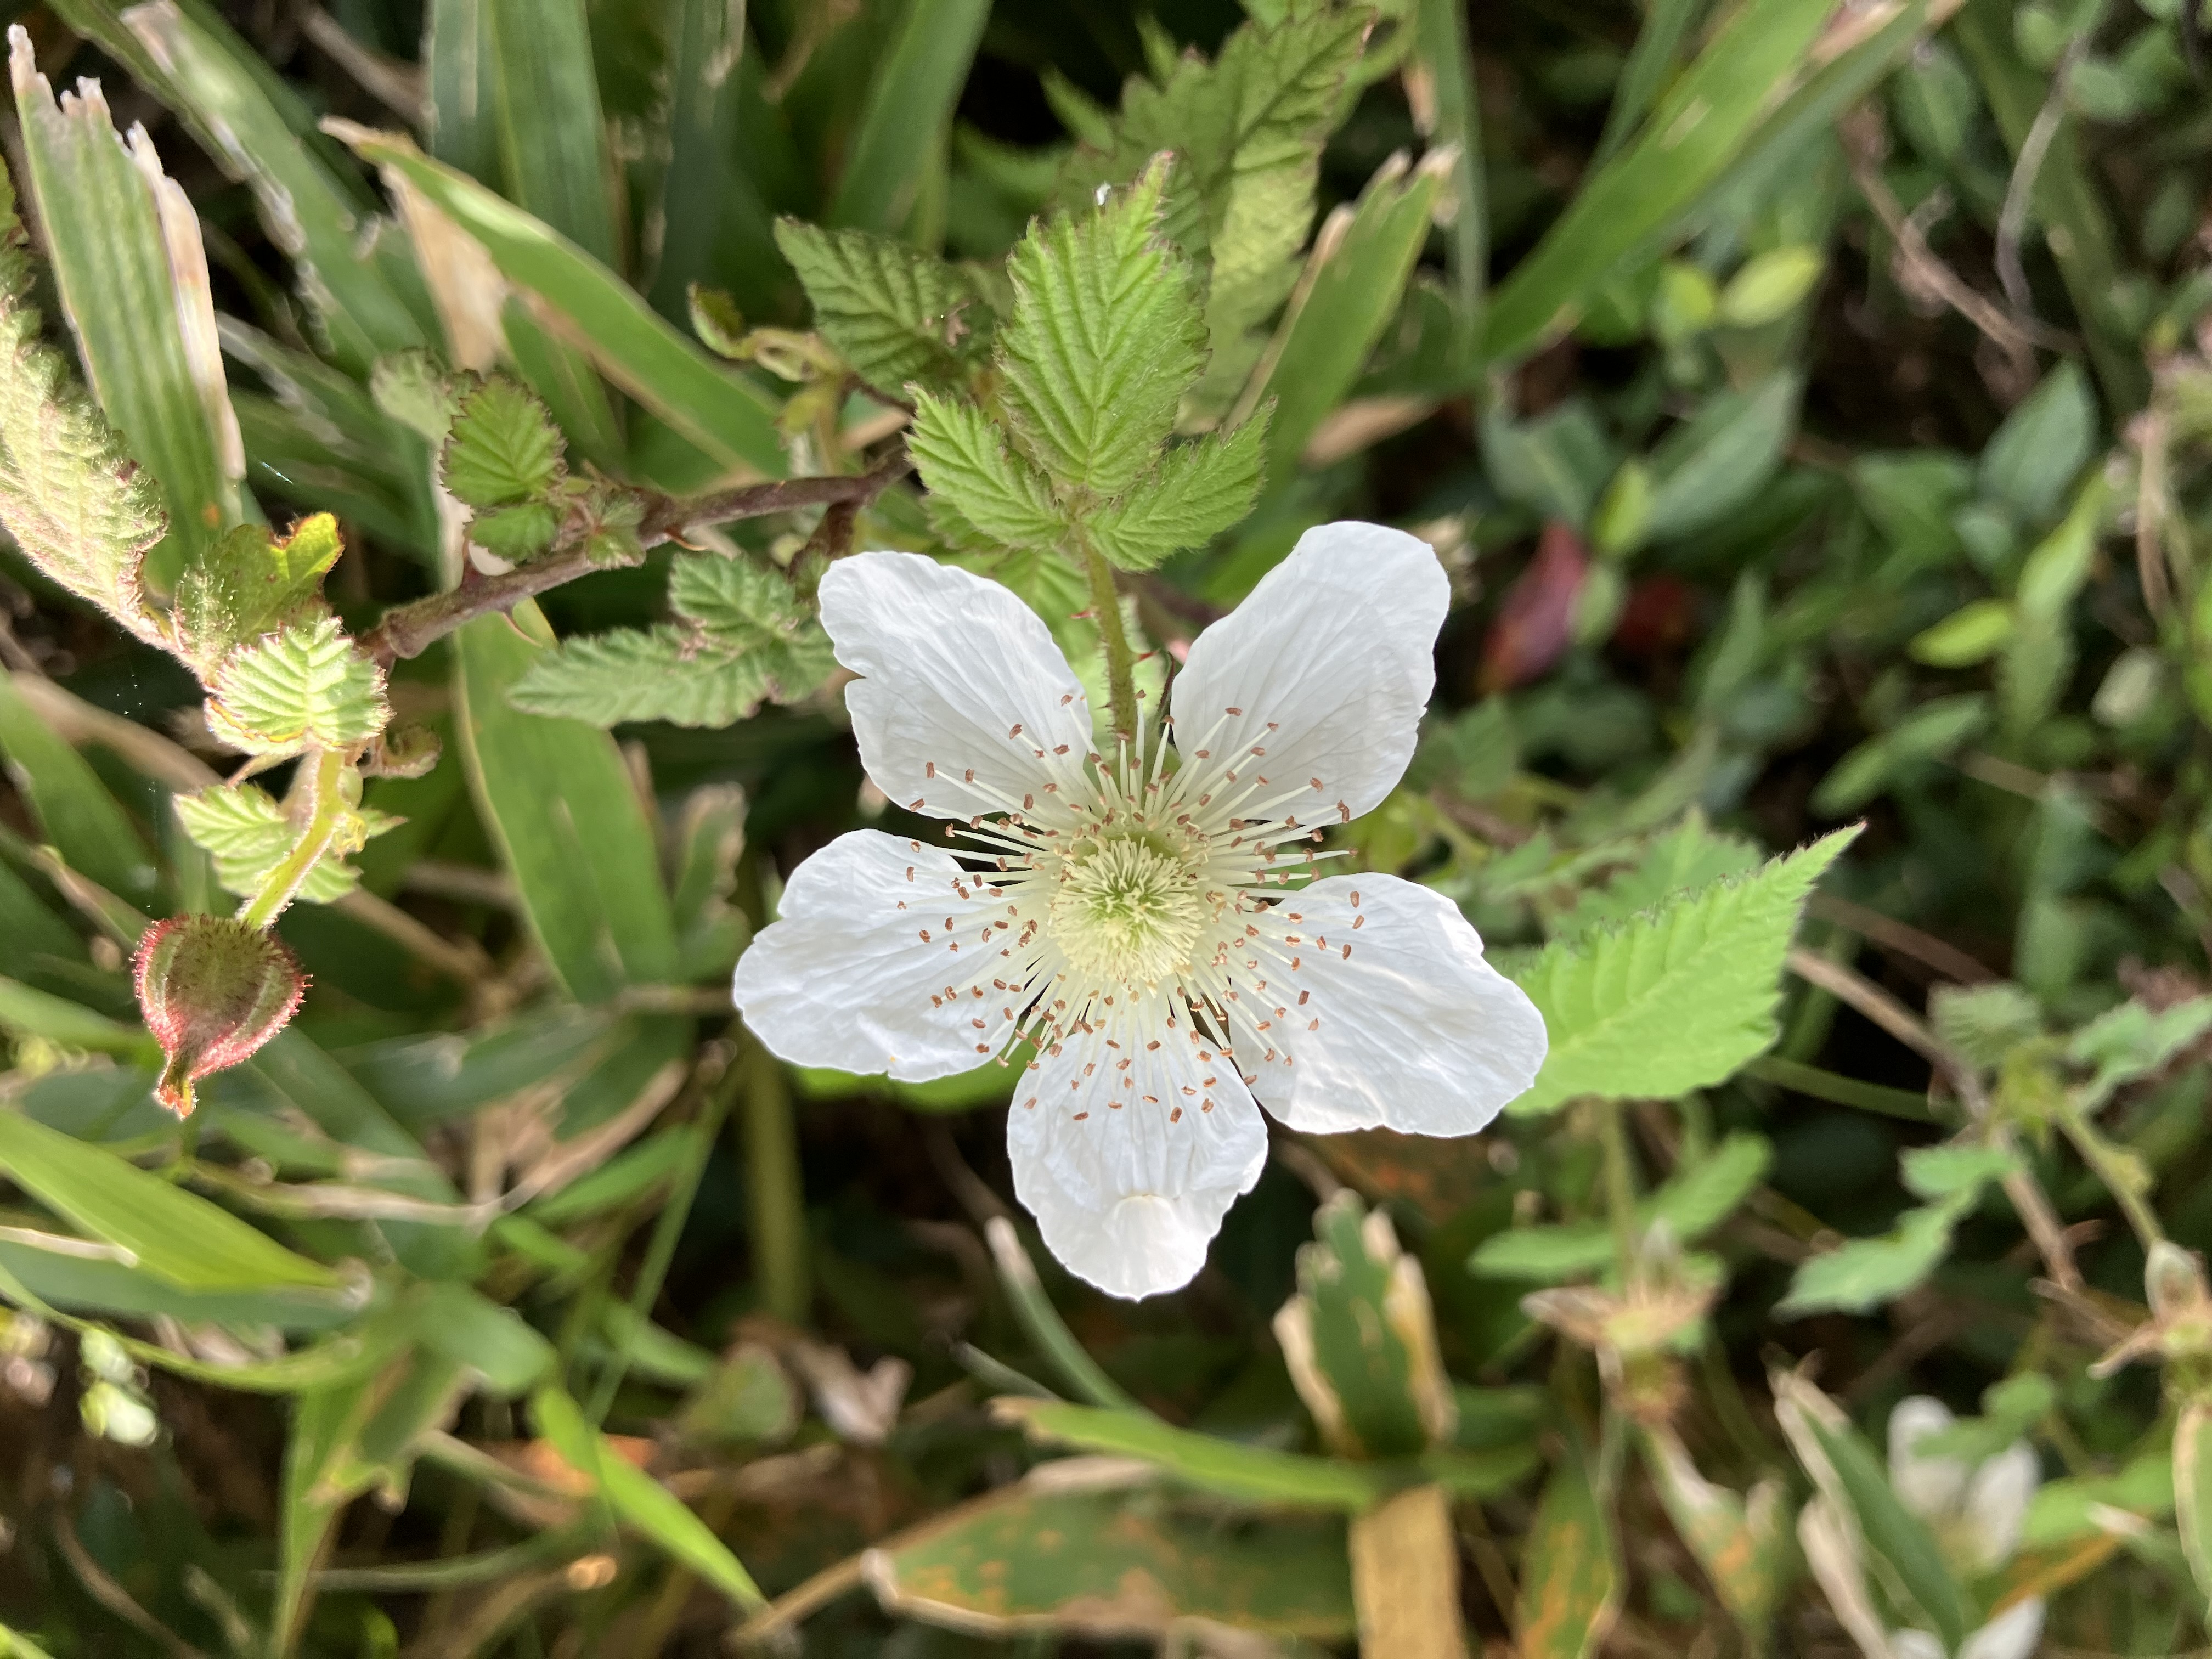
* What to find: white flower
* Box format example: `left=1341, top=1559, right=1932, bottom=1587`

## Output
left=732, top=522, right=1547, bottom=1299
left=1887, top=1396, right=2044, bottom=1659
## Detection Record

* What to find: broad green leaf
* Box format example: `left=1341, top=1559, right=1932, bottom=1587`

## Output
left=777, top=221, right=990, bottom=396
left=453, top=602, right=678, bottom=998
left=1506, top=828, right=1858, bottom=1114
left=996, top=1398, right=1387, bottom=1509
left=331, top=126, right=785, bottom=478
left=1810, top=695, right=1989, bottom=817
left=1643, top=372, right=1803, bottom=543
left=1471, top=1132, right=1771, bottom=1281
left=1514, top=1452, right=1621, bottom=1659
left=1060, top=5, right=1369, bottom=415
left=1551, top=814, right=1763, bottom=943
left=1977, top=359, right=2095, bottom=526
left=174, top=782, right=396, bottom=904
left=509, top=556, right=834, bottom=728
left=0, top=672, right=161, bottom=904
left=0, top=977, right=157, bottom=1061
left=1000, top=158, right=1203, bottom=501
left=0, top=1236, right=353, bottom=1332
left=483, top=0, right=614, bottom=266
left=826, top=0, right=990, bottom=235
left=1777, top=1197, right=1965, bottom=1317
left=1481, top=0, right=1836, bottom=366
left=424, top=0, right=499, bottom=181
left=1088, top=414, right=1266, bottom=570
left=0, top=859, right=81, bottom=965
left=648, top=0, right=772, bottom=320
left=10, top=28, right=246, bottom=582
left=205, top=615, right=390, bottom=756
left=415, top=1280, right=552, bottom=1394
left=170, top=514, right=343, bottom=671
left=909, top=388, right=1069, bottom=548
left=117, top=3, right=430, bottom=371
left=1257, top=153, right=1448, bottom=483
left=0, top=1108, right=337, bottom=1291
left=531, top=1383, right=764, bottom=1608
left=871, top=1486, right=1355, bottom=1640
left=1899, top=1142, right=2021, bottom=1200
left=1482, top=398, right=1616, bottom=527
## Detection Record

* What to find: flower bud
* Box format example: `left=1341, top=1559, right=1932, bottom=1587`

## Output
left=132, top=916, right=306, bottom=1117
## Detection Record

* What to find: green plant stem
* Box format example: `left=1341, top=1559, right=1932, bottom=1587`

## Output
left=1080, top=538, right=1140, bottom=751
left=744, top=1037, right=811, bottom=1325
left=236, top=748, right=345, bottom=931
left=984, top=1216, right=1142, bottom=1412
left=586, top=1059, right=743, bottom=1424
left=2055, top=1092, right=2165, bottom=1252
left=1597, top=1097, right=1639, bottom=1272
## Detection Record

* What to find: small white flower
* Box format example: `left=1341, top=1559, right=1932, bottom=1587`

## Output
left=733, top=522, right=1548, bottom=1299
left=1888, top=1396, right=2044, bottom=1659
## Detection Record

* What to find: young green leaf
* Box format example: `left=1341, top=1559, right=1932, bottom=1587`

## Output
left=908, top=387, right=1070, bottom=548
left=174, top=782, right=397, bottom=903
left=999, top=157, right=1204, bottom=502
left=441, top=374, right=565, bottom=509
left=1978, top=360, right=2095, bottom=525
left=1507, top=828, right=1859, bottom=1114
left=170, top=513, right=342, bottom=670
left=1776, top=1198, right=1966, bottom=1318
left=509, top=557, right=835, bottom=729
left=1087, top=412, right=1266, bottom=569
left=205, top=615, right=390, bottom=756
left=1471, top=1132, right=1771, bottom=1280
left=1551, top=813, right=1764, bottom=943
left=775, top=221, right=989, bottom=397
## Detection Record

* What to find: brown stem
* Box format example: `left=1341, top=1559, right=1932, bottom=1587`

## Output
left=359, top=450, right=912, bottom=666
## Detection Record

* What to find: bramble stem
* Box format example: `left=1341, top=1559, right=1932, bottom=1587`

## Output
left=358, top=450, right=912, bottom=666
left=1080, top=539, right=1139, bottom=750
left=238, top=748, right=346, bottom=931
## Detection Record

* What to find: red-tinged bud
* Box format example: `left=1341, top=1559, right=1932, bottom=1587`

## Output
left=132, top=916, right=306, bottom=1118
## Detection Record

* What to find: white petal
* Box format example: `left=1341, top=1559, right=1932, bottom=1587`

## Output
left=1959, top=1599, right=2044, bottom=1659
left=820, top=551, right=1092, bottom=816
left=1234, top=875, right=1547, bottom=1135
left=1170, top=521, right=1447, bottom=823
left=732, top=830, right=1009, bottom=1082
left=1961, top=1444, right=2039, bottom=1573
left=1887, top=1397, right=1968, bottom=1522
left=1007, top=1002, right=1267, bottom=1300
left=1889, top=1632, right=1946, bottom=1659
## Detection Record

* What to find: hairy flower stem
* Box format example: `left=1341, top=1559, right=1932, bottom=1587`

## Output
left=1080, top=538, right=1140, bottom=751
left=238, top=748, right=346, bottom=931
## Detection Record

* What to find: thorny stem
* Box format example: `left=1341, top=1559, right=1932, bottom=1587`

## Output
left=238, top=748, right=346, bottom=932
left=1079, top=536, right=1141, bottom=751
left=357, top=450, right=912, bottom=666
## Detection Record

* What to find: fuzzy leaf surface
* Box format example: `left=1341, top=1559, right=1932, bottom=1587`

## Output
left=205, top=615, right=390, bottom=755
left=775, top=220, right=989, bottom=396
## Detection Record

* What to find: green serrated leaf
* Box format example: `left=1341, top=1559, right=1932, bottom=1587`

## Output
left=509, top=557, right=835, bottom=729
left=171, top=512, right=342, bottom=670
left=1553, top=813, right=1764, bottom=943
left=174, top=781, right=396, bottom=904
left=1000, top=158, right=1204, bottom=501
left=1777, top=1197, right=1965, bottom=1317
left=205, top=615, right=390, bottom=756
left=441, top=375, right=566, bottom=509
left=1508, top=828, right=1860, bottom=1115
left=1090, top=413, right=1267, bottom=570
left=909, top=388, right=1069, bottom=548
left=775, top=220, right=989, bottom=396
left=1060, top=5, right=1368, bottom=417
left=468, top=500, right=563, bottom=560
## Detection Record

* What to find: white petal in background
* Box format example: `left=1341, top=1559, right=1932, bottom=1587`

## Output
left=1007, top=1002, right=1268, bottom=1300
left=732, top=831, right=1008, bottom=1082
left=819, top=552, right=1094, bottom=816
left=1236, top=875, right=1547, bottom=1136
left=1960, top=1442, right=2039, bottom=1575
left=1957, top=1598, right=2045, bottom=1659
left=1887, top=1396, right=1970, bottom=1521
left=1170, top=521, right=1448, bottom=823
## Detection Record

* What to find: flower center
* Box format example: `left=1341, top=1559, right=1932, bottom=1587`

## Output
left=1047, top=833, right=1204, bottom=987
